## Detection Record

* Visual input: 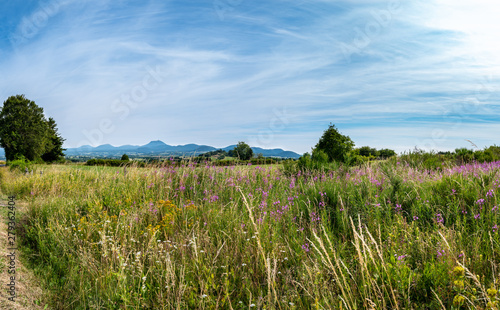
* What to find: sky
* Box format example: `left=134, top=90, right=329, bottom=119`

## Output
left=0, top=0, right=499, bottom=155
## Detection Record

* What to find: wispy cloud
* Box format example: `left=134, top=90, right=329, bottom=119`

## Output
left=0, top=0, right=498, bottom=154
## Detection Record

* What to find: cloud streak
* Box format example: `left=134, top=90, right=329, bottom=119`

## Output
left=0, top=0, right=498, bottom=154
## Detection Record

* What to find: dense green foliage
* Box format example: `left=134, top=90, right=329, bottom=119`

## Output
left=121, top=154, right=130, bottom=161
left=86, top=158, right=142, bottom=167
left=230, top=141, right=254, bottom=160
left=0, top=95, right=65, bottom=162
left=315, top=123, right=355, bottom=163
left=2, top=155, right=500, bottom=309
left=41, top=117, right=66, bottom=163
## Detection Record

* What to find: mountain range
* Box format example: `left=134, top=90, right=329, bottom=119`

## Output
left=63, top=140, right=301, bottom=159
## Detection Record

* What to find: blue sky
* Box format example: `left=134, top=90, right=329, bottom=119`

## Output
left=0, top=0, right=499, bottom=154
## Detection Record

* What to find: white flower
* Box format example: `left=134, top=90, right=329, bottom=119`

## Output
left=142, top=276, right=147, bottom=281
left=242, top=263, right=247, bottom=266
left=289, top=302, right=294, bottom=306
left=201, top=294, right=207, bottom=298
left=250, top=304, right=256, bottom=307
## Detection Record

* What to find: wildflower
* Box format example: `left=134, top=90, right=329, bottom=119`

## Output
left=453, top=295, right=465, bottom=307
left=493, top=225, right=498, bottom=233
left=250, top=304, right=256, bottom=307
left=436, top=213, right=444, bottom=224
left=487, top=288, right=498, bottom=298
left=453, top=266, right=465, bottom=277
left=201, top=294, right=208, bottom=298
left=437, top=249, right=445, bottom=258
left=453, top=280, right=464, bottom=290
left=413, top=216, right=419, bottom=221
left=395, top=204, right=402, bottom=213
left=474, top=213, right=480, bottom=220
left=302, top=243, right=310, bottom=252
left=476, top=198, right=485, bottom=205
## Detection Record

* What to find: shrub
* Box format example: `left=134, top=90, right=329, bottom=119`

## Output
left=86, top=159, right=139, bottom=167
left=7, top=158, right=33, bottom=173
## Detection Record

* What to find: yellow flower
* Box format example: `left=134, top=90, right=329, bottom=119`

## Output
left=488, top=288, right=498, bottom=298
left=453, top=280, right=464, bottom=290
left=453, top=266, right=465, bottom=278
left=453, top=295, right=465, bottom=307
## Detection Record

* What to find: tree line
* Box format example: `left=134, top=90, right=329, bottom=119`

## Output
left=297, top=123, right=397, bottom=170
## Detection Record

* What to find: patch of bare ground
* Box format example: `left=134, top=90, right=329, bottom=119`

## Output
left=0, top=201, right=47, bottom=310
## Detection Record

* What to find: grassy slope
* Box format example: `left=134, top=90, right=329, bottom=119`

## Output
left=0, top=168, right=47, bottom=309
left=1, top=161, right=500, bottom=309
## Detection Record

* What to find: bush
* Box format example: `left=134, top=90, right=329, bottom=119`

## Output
left=86, top=159, right=138, bottom=167
left=7, top=158, right=33, bottom=172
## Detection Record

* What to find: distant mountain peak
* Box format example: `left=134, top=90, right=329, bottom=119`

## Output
left=146, top=140, right=168, bottom=145
left=63, top=140, right=300, bottom=159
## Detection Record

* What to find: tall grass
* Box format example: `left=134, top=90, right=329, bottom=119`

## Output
left=1, top=159, right=500, bottom=309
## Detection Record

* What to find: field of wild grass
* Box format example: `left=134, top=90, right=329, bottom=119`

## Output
left=1, top=159, right=500, bottom=309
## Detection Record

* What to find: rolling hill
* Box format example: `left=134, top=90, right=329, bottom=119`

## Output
left=63, top=140, right=300, bottom=159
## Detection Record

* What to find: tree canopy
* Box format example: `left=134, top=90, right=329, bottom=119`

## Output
left=0, top=95, right=65, bottom=162
left=315, top=123, right=354, bottom=163
left=231, top=141, right=253, bottom=160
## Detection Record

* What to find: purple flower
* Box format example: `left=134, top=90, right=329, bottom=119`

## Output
left=395, top=254, right=406, bottom=261
left=302, top=243, right=310, bottom=252
left=437, top=249, right=445, bottom=258
left=436, top=213, right=444, bottom=224
left=413, top=216, right=419, bottom=221
left=474, top=213, right=480, bottom=220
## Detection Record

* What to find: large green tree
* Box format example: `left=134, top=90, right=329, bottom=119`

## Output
left=0, top=95, right=65, bottom=162
left=41, top=117, right=66, bottom=162
left=315, top=123, right=354, bottom=163
left=232, top=141, right=253, bottom=160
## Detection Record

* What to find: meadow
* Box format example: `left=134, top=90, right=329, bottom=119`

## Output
left=1, top=157, right=500, bottom=309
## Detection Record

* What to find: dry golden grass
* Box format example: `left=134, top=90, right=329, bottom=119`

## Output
left=0, top=197, right=47, bottom=310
